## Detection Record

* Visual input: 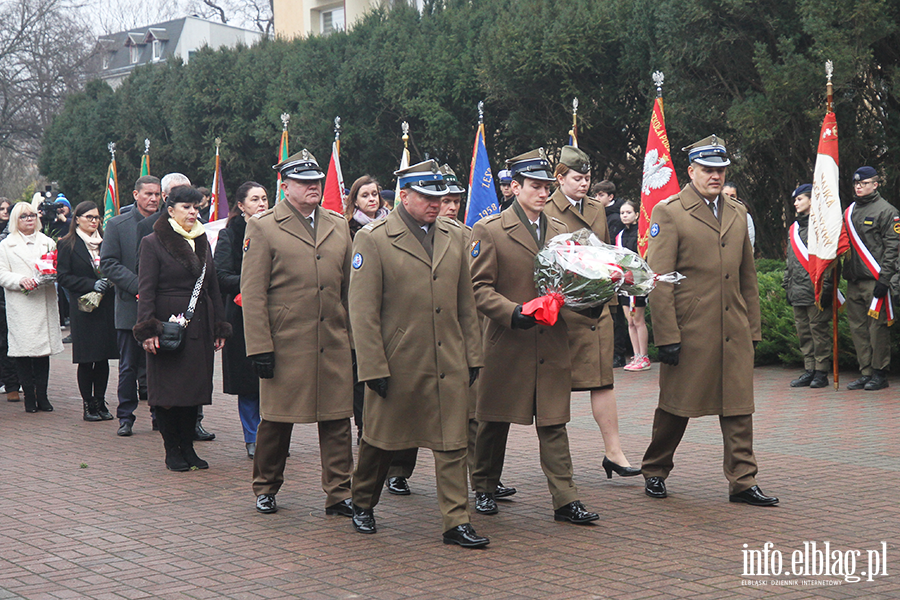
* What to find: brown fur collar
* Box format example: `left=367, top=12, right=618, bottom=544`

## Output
left=153, top=214, right=207, bottom=277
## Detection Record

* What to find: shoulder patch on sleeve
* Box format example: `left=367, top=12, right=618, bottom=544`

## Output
left=650, top=223, right=660, bottom=237
left=471, top=240, right=481, bottom=258
left=352, top=252, right=364, bottom=269
left=894, top=222, right=900, bottom=234
left=243, top=238, right=251, bottom=252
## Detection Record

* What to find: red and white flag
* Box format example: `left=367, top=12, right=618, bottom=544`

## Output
left=638, top=95, right=680, bottom=257
left=808, top=111, right=846, bottom=305
left=321, top=140, right=345, bottom=213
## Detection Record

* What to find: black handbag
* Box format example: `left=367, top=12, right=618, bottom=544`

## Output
left=158, top=263, right=206, bottom=352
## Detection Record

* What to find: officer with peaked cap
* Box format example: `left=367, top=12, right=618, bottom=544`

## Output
left=498, top=169, right=515, bottom=210
left=642, top=135, right=778, bottom=506
left=241, top=149, right=356, bottom=517
left=842, top=166, right=899, bottom=391
left=543, top=145, right=640, bottom=479
left=348, top=159, right=489, bottom=548
left=470, top=148, right=600, bottom=524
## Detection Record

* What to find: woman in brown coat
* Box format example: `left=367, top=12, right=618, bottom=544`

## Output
left=134, top=186, right=231, bottom=471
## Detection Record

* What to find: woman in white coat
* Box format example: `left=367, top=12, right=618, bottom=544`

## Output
left=0, top=202, right=64, bottom=412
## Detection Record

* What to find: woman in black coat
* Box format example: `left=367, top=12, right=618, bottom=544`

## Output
left=56, top=201, right=118, bottom=421
left=215, top=181, right=268, bottom=458
left=133, top=186, right=231, bottom=471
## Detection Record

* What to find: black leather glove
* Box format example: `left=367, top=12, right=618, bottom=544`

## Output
left=657, top=343, right=681, bottom=366
left=578, top=302, right=606, bottom=320
left=93, top=278, right=111, bottom=293
left=819, top=293, right=832, bottom=309
left=366, top=377, right=389, bottom=398
left=873, top=281, right=890, bottom=298
left=469, top=367, right=481, bottom=387
left=511, top=305, right=537, bottom=330
left=250, top=352, right=275, bottom=379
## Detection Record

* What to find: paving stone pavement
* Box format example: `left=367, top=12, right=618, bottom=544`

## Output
left=1, top=345, right=898, bottom=599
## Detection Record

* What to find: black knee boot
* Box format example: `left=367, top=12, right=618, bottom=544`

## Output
left=22, top=386, right=37, bottom=413
left=157, top=408, right=189, bottom=472
left=179, top=406, right=208, bottom=469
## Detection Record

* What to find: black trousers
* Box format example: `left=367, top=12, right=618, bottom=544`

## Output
left=16, top=356, right=49, bottom=401
left=0, top=304, right=19, bottom=391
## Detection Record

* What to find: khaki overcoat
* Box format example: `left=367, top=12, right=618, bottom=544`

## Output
left=241, top=203, right=353, bottom=423
left=348, top=211, right=483, bottom=452
left=647, top=184, right=761, bottom=417
left=543, top=189, right=616, bottom=389
left=470, top=206, right=572, bottom=426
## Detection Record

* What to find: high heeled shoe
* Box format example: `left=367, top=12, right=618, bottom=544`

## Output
left=602, top=456, right=641, bottom=478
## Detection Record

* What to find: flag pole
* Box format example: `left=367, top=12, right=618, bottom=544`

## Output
left=568, top=98, right=579, bottom=148
left=824, top=60, right=840, bottom=390
left=334, top=115, right=341, bottom=155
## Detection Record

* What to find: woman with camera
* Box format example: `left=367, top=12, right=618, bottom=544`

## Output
left=56, top=201, right=118, bottom=422
left=133, top=186, right=230, bottom=471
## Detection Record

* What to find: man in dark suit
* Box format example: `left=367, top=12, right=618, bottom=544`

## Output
left=100, top=175, right=160, bottom=437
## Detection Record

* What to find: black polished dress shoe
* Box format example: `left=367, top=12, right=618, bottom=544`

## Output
left=847, top=375, right=871, bottom=390
left=809, top=370, right=829, bottom=388
left=790, top=369, right=815, bottom=387
left=494, top=482, right=517, bottom=499
left=386, top=476, right=410, bottom=495
left=474, top=492, right=498, bottom=515
left=194, top=423, right=216, bottom=441
left=865, top=372, right=889, bottom=390
left=729, top=485, right=779, bottom=506
left=256, top=494, right=277, bottom=513
left=117, top=421, right=133, bottom=437
left=602, top=456, right=642, bottom=478
left=352, top=504, right=376, bottom=534
left=442, top=523, right=489, bottom=548
left=645, top=476, right=667, bottom=498
left=325, top=498, right=353, bottom=517
left=553, top=500, right=599, bottom=524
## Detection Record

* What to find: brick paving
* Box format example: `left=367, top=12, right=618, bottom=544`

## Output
left=1, top=344, right=898, bottom=599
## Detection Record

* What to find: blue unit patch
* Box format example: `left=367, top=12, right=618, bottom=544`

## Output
left=352, top=252, right=364, bottom=269
left=471, top=240, right=481, bottom=258
left=650, top=223, right=660, bottom=237
left=243, top=238, right=251, bottom=252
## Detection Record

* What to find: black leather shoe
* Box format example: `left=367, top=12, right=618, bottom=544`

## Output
left=847, top=375, right=871, bottom=390
left=729, top=485, right=779, bottom=506
left=790, top=369, right=815, bottom=387
left=602, top=456, right=642, bottom=478
left=325, top=498, right=353, bottom=517
left=386, top=476, right=410, bottom=495
left=442, top=523, right=489, bottom=548
left=865, top=372, right=889, bottom=390
left=194, top=423, right=216, bottom=441
left=352, top=504, right=376, bottom=534
left=117, top=421, right=133, bottom=437
left=494, top=483, right=517, bottom=499
left=474, top=492, right=498, bottom=515
left=809, top=370, right=829, bottom=388
left=645, top=476, right=667, bottom=498
left=553, top=500, right=599, bottom=524
left=612, top=354, right=627, bottom=368
left=256, top=494, right=277, bottom=514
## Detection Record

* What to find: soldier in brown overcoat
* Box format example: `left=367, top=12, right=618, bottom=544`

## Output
left=642, top=135, right=778, bottom=506
left=241, top=150, right=355, bottom=517
left=348, top=160, right=489, bottom=548
left=543, top=145, right=641, bottom=480
left=470, top=148, right=599, bottom=524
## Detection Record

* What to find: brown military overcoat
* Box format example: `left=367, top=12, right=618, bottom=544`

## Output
left=647, top=184, right=761, bottom=417
left=470, top=207, right=572, bottom=426
left=241, top=203, right=354, bottom=423
left=348, top=211, right=483, bottom=452
left=543, top=189, right=616, bottom=389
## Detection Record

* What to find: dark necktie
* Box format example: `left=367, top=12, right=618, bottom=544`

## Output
left=533, top=222, right=540, bottom=241
left=708, top=200, right=717, bottom=219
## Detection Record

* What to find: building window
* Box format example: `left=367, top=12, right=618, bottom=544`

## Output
left=130, top=45, right=139, bottom=64
left=152, top=40, right=162, bottom=61
left=321, top=7, right=345, bottom=35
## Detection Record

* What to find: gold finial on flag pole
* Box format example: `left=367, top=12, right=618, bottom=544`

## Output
left=825, top=60, right=834, bottom=113
left=401, top=121, right=409, bottom=149
left=652, top=71, right=665, bottom=99
left=215, top=137, right=221, bottom=155
left=568, top=98, right=578, bottom=147
left=281, top=113, right=290, bottom=131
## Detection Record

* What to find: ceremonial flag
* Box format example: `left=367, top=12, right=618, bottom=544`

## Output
left=568, top=126, right=578, bottom=148
left=140, top=153, right=150, bottom=177
left=394, top=146, right=409, bottom=207
left=322, top=140, right=345, bottom=213
left=464, top=122, right=499, bottom=227
left=276, top=126, right=289, bottom=203
left=102, top=156, right=119, bottom=227
left=808, top=111, right=846, bottom=305
left=638, top=95, right=680, bottom=256
left=210, top=145, right=228, bottom=222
